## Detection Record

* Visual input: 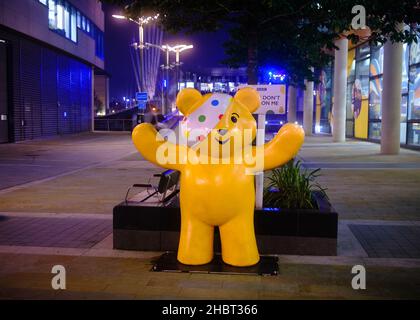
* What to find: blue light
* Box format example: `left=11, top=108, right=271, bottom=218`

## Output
left=163, top=79, right=167, bottom=88
left=263, top=67, right=287, bottom=84
left=63, top=112, right=67, bottom=118
left=263, top=207, right=280, bottom=212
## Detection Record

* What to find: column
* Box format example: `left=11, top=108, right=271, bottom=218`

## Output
left=303, top=76, right=314, bottom=136
left=287, top=85, right=297, bottom=123
left=332, top=38, right=348, bottom=142
left=381, top=29, right=403, bottom=154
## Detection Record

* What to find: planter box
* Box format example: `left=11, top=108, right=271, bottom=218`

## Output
left=113, top=191, right=338, bottom=256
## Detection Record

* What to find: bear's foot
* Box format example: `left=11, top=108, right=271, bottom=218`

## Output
left=177, top=251, right=213, bottom=266
left=221, top=254, right=260, bottom=267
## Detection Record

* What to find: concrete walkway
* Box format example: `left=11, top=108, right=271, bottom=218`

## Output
left=299, top=136, right=420, bottom=221
left=0, top=132, right=162, bottom=214
left=0, top=132, right=420, bottom=299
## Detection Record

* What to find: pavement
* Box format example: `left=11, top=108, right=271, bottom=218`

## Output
left=0, top=132, right=420, bottom=299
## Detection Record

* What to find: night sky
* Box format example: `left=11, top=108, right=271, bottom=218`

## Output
left=103, top=4, right=229, bottom=101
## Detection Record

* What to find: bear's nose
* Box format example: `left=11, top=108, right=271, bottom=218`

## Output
left=218, top=129, right=228, bottom=136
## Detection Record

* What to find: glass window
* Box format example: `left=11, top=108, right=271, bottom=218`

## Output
left=71, top=7, right=77, bottom=42
left=409, top=36, right=420, bottom=65
left=346, top=83, right=354, bottom=119
left=370, top=46, right=383, bottom=77
left=76, top=10, right=81, bottom=28
left=56, top=3, right=64, bottom=31
left=86, top=21, right=91, bottom=34
left=401, top=95, right=408, bottom=122
left=39, top=0, right=47, bottom=5
left=82, top=15, right=86, bottom=31
left=348, top=50, right=356, bottom=83
left=357, top=43, right=370, bottom=60
left=355, top=58, right=370, bottom=98
left=401, top=122, right=407, bottom=144
left=64, top=5, right=71, bottom=39
left=408, top=123, right=420, bottom=145
left=408, top=65, right=420, bottom=120
left=369, top=77, right=382, bottom=119
left=48, top=0, right=56, bottom=29
left=346, top=120, right=354, bottom=137
left=369, top=122, right=381, bottom=140
left=401, top=95, right=408, bottom=143
left=402, top=44, right=409, bottom=95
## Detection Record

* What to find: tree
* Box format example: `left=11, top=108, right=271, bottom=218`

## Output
left=102, top=0, right=420, bottom=85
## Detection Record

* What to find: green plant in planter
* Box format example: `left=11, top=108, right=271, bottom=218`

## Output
left=263, top=159, right=328, bottom=210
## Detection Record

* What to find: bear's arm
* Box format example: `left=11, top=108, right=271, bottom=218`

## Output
left=132, top=123, right=188, bottom=171
left=252, top=123, right=305, bottom=171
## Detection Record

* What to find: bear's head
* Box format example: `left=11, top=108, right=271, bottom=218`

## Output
left=176, top=87, right=260, bottom=158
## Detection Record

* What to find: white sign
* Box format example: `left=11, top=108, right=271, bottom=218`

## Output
left=239, top=84, right=286, bottom=115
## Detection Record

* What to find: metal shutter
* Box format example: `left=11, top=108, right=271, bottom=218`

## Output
left=41, top=48, right=58, bottom=137
left=80, top=64, right=92, bottom=132
left=57, top=55, right=72, bottom=135
left=20, top=41, right=42, bottom=140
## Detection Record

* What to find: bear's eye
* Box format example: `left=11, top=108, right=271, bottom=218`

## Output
left=230, top=113, right=239, bottom=123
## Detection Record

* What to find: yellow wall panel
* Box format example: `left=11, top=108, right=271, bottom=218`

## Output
left=347, top=49, right=355, bottom=75
left=355, top=99, right=368, bottom=139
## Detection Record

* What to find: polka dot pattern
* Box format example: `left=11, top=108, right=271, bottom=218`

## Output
left=211, top=99, right=219, bottom=106
left=198, top=115, right=206, bottom=122
left=179, top=93, right=233, bottom=146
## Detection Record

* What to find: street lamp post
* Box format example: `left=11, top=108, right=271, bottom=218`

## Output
left=161, top=44, right=193, bottom=113
left=112, top=14, right=193, bottom=115
left=170, top=45, right=193, bottom=94
left=165, top=47, right=170, bottom=114
left=112, top=13, right=159, bottom=94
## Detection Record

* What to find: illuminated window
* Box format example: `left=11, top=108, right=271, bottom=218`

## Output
left=409, top=36, right=420, bottom=65
left=355, top=58, right=370, bottom=98
left=82, top=16, right=86, bottom=31
left=40, top=0, right=103, bottom=57
left=71, top=7, right=77, bottom=42
left=64, top=5, right=71, bottom=39
left=408, top=65, right=420, bottom=120
left=369, top=77, right=382, bottom=120
left=56, top=4, right=64, bottom=30
left=408, top=123, right=420, bottom=145
left=76, top=11, right=81, bottom=28
left=370, top=46, right=383, bottom=77
left=48, top=0, right=56, bottom=29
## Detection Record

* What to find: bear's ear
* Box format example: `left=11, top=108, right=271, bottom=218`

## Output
left=176, top=88, right=202, bottom=116
left=234, top=87, right=261, bottom=113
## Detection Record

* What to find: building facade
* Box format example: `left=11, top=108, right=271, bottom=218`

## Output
left=0, top=0, right=107, bottom=143
left=178, top=67, right=248, bottom=94
left=313, top=37, right=420, bottom=148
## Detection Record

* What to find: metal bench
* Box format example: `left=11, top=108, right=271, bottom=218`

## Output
left=124, top=169, right=180, bottom=206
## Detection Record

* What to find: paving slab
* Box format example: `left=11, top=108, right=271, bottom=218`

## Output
left=0, top=252, right=418, bottom=300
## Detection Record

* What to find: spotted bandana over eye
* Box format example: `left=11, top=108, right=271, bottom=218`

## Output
left=180, top=93, right=233, bottom=145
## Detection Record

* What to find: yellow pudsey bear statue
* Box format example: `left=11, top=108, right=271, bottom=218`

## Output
left=132, top=87, right=304, bottom=267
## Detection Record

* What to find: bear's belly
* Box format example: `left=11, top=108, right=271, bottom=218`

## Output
left=179, top=165, right=255, bottom=226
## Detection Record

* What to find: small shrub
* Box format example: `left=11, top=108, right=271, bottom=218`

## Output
left=263, top=159, right=328, bottom=210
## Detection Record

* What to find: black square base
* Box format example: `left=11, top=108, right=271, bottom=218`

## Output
left=152, top=252, right=278, bottom=276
